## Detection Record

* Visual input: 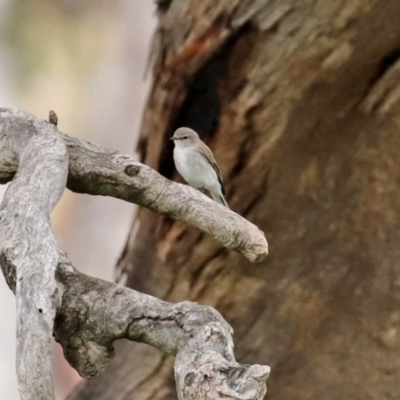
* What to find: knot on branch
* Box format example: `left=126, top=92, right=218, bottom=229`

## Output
left=124, top=164, right=141, bottom=177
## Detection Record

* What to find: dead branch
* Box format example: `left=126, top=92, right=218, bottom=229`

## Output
left=0, top=107, right=268, bottom=262
left=0, top=107, right=270, bottom=400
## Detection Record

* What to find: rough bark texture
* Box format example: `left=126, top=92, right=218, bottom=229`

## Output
left=0, top=108, right=269, bottom=400
left=72, top=0, right=400, bottom=399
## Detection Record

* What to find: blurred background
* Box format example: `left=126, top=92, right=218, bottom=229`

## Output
left=0, top=1, right=155, bottom=398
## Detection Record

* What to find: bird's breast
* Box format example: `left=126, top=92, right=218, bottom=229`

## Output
left=173, top=147, right=217, bottom=189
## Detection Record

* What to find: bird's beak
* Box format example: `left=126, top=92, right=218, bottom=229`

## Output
left=170, top=136, right=176, bottom=141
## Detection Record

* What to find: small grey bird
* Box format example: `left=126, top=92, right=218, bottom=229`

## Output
left=170, top=127, right=229, bottom=207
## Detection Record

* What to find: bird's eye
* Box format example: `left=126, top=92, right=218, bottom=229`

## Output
left=183, top=136, right=188, bottom=139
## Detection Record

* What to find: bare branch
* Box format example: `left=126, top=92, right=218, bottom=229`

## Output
left=0, top=107, right=270, bottom=399
left=0, top=107, right=268, bottom=262
left=55, top=264, right=270, bottom=400
left=0, top=109, right=68, bottom=399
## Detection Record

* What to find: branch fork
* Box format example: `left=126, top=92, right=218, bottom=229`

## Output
left=0, top=107, right=269, bottom=400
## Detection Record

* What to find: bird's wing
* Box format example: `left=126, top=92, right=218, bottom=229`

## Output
left=199, top=143, right=226, bottom=195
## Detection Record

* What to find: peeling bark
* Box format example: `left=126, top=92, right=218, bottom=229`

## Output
left=0, top=107, right=269, bottom=399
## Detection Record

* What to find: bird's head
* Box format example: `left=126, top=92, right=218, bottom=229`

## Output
left=170, top=127, right=199, bottom=146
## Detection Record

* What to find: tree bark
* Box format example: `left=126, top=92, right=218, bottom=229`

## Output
left=71, top=0, right=400, bottom=399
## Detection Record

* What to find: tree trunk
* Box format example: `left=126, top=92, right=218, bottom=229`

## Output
left=71, top=0, right=400, bottom=399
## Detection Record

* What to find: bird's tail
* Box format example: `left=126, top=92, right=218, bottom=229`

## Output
left=211, top=191, right=229, bottom=208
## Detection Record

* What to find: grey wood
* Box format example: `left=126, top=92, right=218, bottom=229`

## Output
left=0, top=108, right=268, bottom=263
left=0, top=107, right=68, bottom=399
left=0, top=107, right=269, bottom=399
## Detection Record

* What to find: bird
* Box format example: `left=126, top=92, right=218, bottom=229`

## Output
left=170, top=127, right=229, bottom=207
